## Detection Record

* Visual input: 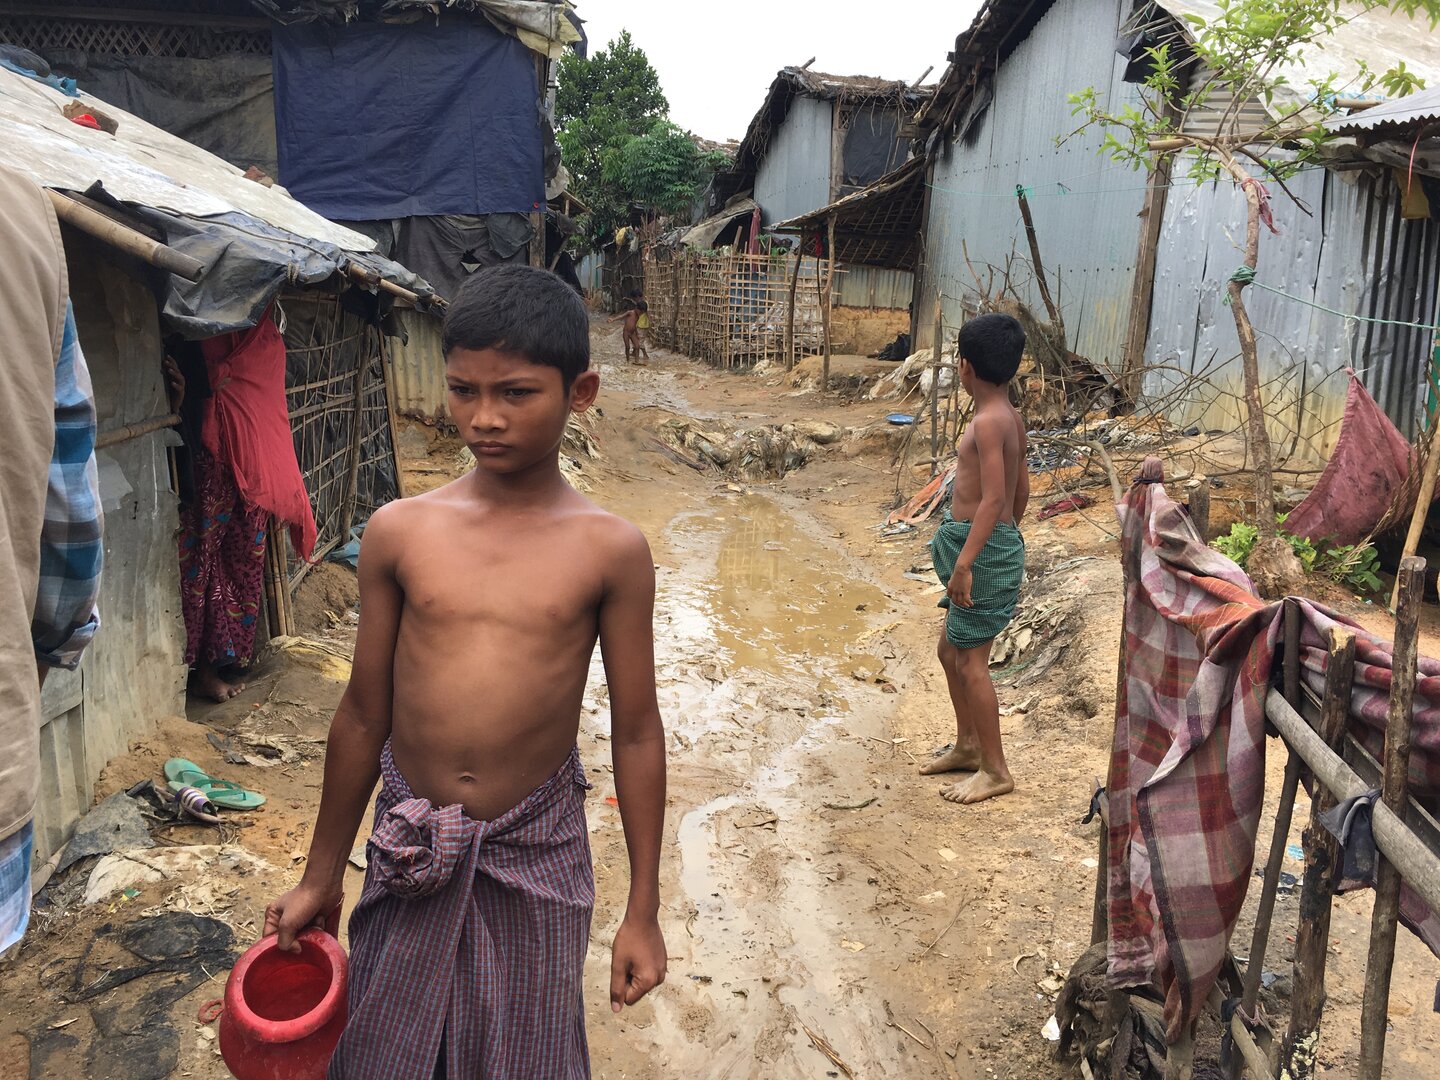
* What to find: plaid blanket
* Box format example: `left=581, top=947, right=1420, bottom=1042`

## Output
left=1109, top=458, right=1440, bottom=1042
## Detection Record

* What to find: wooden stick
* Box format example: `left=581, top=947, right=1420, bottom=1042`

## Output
left=1240, top=599, right=1303, bottom=1019
left=376, top=329, right=407, bottom=500
left=338, top=328, right=372, bottom=540
left=1189, top=477, right=1211, bottom=542
left=784, top=244, right=802, bottom=370
left=1090, top=785, right=1110, bottom=946
left=1282, top=627, right=1357, bottom=1080
left=1015, top=186, right=1063, bottom=342
left=94, top=412, right=180, bottom=450
left=822, top=217, right=836, bottom=392
left=1392, top=419, right=1440, bottom=611
left=1358, top=556, right=1424, bottom=1079
left=346, top=263, right=425, bottom=305
left=46, top=189, right=205, bottom=281
left=1228, top=1011, right=1274, bottom=1079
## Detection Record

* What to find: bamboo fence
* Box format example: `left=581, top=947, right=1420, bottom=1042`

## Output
left=644, top=251, right=828, bottom=368
left=272, top=291, right=402, bottom=595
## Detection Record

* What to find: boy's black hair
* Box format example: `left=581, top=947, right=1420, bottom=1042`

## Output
left=442, top=264, right=590, bottom=389
left=957, top=312, right=1025, bottom=385
left=636, top=300, right=648, bottom=313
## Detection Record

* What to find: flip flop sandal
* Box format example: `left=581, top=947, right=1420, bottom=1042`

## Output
left=164, top=757, right=267, bottom=810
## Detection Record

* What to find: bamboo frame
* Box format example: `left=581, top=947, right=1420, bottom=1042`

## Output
left=275, top=293, right=402, bottom=596
left=643, top=250, right=828, bottom=368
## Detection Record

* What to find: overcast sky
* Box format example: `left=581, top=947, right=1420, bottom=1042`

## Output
left=575, top=1, right=983, bottom=142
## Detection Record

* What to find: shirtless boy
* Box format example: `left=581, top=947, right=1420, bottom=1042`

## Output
left=264, top=265, right=667, bottom=1078
left=608, top=299, right=640, bottom=362
left=919, top=313, right=1028, bottom=805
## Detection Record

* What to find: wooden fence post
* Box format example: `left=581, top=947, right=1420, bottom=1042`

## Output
left=1281, top=626, right=1357, bottom=1079
left=1232, top=599, right=1304, bottom=1073
left=1358, top=556, right=1425, bottom=1078
left=821, top=217, right=836, bottom=391
left=1189, top=477, right=1211, bottom=542
left=785, top=244, right=803, bottom=370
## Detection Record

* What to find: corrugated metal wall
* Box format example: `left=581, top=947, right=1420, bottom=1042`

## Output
left=35, top=240, right=187, bottom=872
left=754, top=95, right=835, bottom=226
left=835, top=265, right=914, bottom=310
left=918, top=0, right=1146, bottom=368
left=577, top=252, right=602, bottom=293
left=387, top=307, right=448, bottom=419
left=1143, top=167, right=1440, bottom=459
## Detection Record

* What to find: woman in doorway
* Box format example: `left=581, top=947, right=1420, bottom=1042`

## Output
left=167, top=311, right=316, bottom=702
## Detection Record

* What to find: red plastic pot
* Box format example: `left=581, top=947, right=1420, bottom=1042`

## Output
left=219, top=927, right=348, bottom=1080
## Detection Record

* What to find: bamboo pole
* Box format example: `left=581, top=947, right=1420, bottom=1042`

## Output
left=94, top=412, right=180, bottom=449
left=338, top=332, right=370, bottom=541
left=376, top=328, right=407, bottom=500
left=1391, top=419, right=1440, bottom=611
left=1281, top=626, right=1357, bottom=1080
left=1358, top=556, right=1425, bottom=1079
left=785, top=243, right=803, bottom=370
left=1090, top=785, right=1110, bottom=946
left=347, top=263, right=425, bottom=305
left=1239, top=599, right=1303, bottom=1025
left=46, top=189, right=205, bottom=281
left=930, top=299, right=943, bottom=478
left=821, top=217, right=836, bottom=391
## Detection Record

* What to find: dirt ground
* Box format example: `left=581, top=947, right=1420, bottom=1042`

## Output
left=2, top=320, right=1438, bottom=1079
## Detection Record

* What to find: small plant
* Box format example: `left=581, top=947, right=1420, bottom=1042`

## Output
left=1211, top=519, right=1383, bottom=594
left=1211, top=521, right=1259, bottom=565
left=1316, top=542, right=1385, bottom=593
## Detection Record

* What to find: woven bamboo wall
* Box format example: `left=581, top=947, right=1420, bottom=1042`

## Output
left=275, top=292, right=400, bottom=588
left=644, top=251, right=827, bottom=368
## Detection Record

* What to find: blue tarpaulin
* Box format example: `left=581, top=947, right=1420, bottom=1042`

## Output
left=273, top=19, right=545, bottom=220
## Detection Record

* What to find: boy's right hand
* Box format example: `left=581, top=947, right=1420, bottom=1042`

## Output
left=264, top=880, right=343, bottom=952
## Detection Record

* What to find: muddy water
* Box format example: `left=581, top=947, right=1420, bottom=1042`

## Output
left=585, top=486, right=920, bottom=1075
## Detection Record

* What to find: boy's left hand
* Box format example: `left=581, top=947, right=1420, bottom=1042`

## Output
left=947, top=564, right=974, bottom=608
left=610, top=913, right=667, bottom=1012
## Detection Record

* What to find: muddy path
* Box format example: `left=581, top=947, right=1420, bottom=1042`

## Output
left=4, top=323, right=1439, bottom=1079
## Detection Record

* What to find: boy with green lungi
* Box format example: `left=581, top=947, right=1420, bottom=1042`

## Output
left=919, top=313, right=1028, bottom=804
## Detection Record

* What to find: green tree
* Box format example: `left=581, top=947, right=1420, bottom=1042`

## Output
left=606, top=121, right=729, bottom=219
left=556, top=30, right=668, bottom=248
left=1066, top=0, right=1437, bottom=542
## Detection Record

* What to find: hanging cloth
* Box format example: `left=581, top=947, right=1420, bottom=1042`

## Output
left=200, top=310, right=317, bottom=560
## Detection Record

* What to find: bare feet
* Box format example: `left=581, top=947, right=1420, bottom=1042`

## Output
left=939, top=768, right=1014, bottom=804
left=919, top=743, right=982, bottom=775
left=193, top=665, right=244, bottom=703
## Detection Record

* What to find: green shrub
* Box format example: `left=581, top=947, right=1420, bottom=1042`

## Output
left=1209, top=517, right=1382, bottom=595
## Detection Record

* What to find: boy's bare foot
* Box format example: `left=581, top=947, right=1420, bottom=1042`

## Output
left=919, top=743, right=982, bottom=774
left=939, top=768, right=1014, bottom=804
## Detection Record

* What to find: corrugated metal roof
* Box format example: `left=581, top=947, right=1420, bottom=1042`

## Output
left=1327, top=84, right=1440, bottom=135
left=0, top=63, right=374, bottom=252
left=1155, top=0, right=1440, bottom=120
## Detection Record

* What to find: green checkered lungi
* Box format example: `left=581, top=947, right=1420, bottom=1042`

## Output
left=930, top=512, right=1026, bottom=650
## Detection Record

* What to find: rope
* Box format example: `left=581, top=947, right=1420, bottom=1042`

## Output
left=1228, top=266, right=1440, bottom=332
left=922, top=166, right=1326, bottom=201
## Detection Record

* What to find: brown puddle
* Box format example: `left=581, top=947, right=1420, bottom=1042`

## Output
left=584, top=489, right=909, bottom=1072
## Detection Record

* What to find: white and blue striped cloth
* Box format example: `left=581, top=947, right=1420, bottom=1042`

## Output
left=0, top=821, right=34, bottom=956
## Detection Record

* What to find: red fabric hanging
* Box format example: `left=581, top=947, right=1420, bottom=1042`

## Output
left=200, top=311, right=317, bottom=560
left=1283, top=372, right=1415, bottom=548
